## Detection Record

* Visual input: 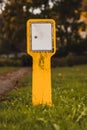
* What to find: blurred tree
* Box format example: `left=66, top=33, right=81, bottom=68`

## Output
left=1, top=0, right=50, bottom=54
left=81, top=0, right=87, bottom=11
left=50, top=0, right=85, bottom=56
left=0, top=0, right=87, bottom=56
left=1, top=0, right=33, bottom=54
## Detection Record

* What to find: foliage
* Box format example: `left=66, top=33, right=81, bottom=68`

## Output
left=0, top=65, right=87, bottom=130
left=52, top=53, right=87, bottom=67
left=21, top=54, right=32, bottom=66
left=0, top=53, right=87, bottom=67
left=0, top=54, right=32, bottom=66
left=52, top=0, right=86, bottom=55
left=0, top=0, right=50, bottom=54
left=0, top=0, right=87, bottom=55
left=0, top=58, right=22, bottom=66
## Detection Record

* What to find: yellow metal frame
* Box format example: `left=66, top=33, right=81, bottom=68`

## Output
left=27, top=19, right=56, bottom=106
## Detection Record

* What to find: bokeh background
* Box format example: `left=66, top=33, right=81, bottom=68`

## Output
left=0, top=0, right=87, bottom=66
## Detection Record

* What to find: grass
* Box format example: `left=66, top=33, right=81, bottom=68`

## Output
left=0, top=66, right=19, bottom=76
left=0, top=65, right=87, bottom=130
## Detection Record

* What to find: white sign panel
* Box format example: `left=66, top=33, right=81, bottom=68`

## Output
left=31, top=23, right=52, bottom=51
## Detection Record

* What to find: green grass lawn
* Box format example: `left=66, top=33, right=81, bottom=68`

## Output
left=0, top=65, right=87, bottom=130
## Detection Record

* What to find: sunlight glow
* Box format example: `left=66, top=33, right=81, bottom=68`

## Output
left=33, top=8, right=41, bottom=15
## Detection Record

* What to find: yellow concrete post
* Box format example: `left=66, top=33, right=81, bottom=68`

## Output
left=27, top=19, right=56, bottom=106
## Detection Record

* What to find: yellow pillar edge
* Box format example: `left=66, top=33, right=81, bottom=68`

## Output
left=27, top=19, right=56, bottom=106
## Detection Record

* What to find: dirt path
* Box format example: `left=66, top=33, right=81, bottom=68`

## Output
left=0, top=67, right=31, bottom=96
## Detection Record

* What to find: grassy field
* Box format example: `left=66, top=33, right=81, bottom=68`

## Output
left=0, top=65, right=87, bottom=130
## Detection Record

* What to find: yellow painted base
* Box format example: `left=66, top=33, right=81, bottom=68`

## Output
left=32, top=53, right=52, bottom=106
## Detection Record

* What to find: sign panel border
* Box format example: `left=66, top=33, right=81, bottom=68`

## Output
left=27, top=19, right=56, bottom=54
